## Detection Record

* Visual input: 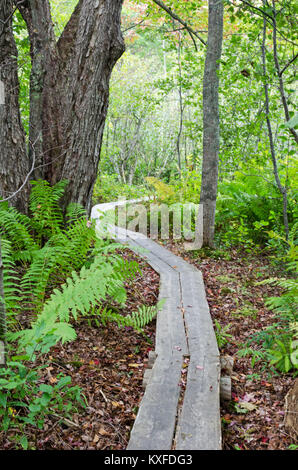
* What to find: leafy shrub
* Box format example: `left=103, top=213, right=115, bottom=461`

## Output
left=0, top=360, right=86, bottom=448
left=239, top=240, right=298, bottom=375
left=93, top=174, right=148, bottom=204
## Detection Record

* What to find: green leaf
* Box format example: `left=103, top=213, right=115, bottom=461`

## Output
left=56, top=376, right=71, bottom=389
left=20, top=435, right=28, bottom=450
left=285, top=113, right=298, bottom=128
left=28, top=403, right=42, bottom=413
left=0, top=392, right=7, bottom=408
left=39, top=384, right=53, bottom=394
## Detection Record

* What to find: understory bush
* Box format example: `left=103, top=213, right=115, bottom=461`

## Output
left=93, top=174, right=149, bottom=204
left=238, top=238, right=298, bottom=375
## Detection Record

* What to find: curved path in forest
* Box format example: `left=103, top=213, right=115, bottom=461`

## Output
left=91, top=200, right=221, bottom=450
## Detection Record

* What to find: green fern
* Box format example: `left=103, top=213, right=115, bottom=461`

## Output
left=2, top=180, right=158, bottom=358
left=100, top=302, right=163, bottom=331
left=0, top=203, right=37, bottom=252
left=1, top=182, right=99, bottom=311
left=0, top=239, right=22, bottom=321
left=29, top=180, right=68, bottom=237
left=14, top=252, right=156, bottom=351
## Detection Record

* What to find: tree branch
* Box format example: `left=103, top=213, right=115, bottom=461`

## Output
left=237, top=0, right=298, bottom=46
left=151, top=0, right=207, bottom=46
left=272, top=0, right=298, bottom=145
left=280, top=53, right=298, bottom=76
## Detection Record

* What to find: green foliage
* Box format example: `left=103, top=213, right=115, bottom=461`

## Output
left=239, top=242, right=298, bottom=375
left=93, top=174, right=149, bottom=204
left=214, top=320, right=233, bottom=349
left=146, top=177, right=179, bottom=204
left=1, top=180, right=159, bottom=343
left=0, top=360, right=85, bottom=439
left=0, top=180, right=98, bottom=315
left=100, top=301, right=164, bottom=331
left=146, top=171, right=202, bottom=205
left=266, top=338, right=297, bottom=373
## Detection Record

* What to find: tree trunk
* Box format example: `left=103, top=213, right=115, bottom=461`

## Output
left=0, top=0, right=29, bottom=212
left=261, top=8, right=289, bottom=240
left=199, top=0, right=224, bottom=247
left=0, top=0, right=125, bottom=214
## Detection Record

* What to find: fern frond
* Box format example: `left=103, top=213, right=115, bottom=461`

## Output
left=0, top=204, right=37, bottom=252
left=29, top=180, right=68, bottom=236
left=1, top=238, right=22, bottom=319
left=66, top=203, right=88, bottom=224
left=100, top=302, right=162, bottom=331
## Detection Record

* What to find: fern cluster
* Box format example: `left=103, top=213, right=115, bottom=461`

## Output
left=0, top=180, right=160, bottom=357
left=0, top=180, right=97, bottom=317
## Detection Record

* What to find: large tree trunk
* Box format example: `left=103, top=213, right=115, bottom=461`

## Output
left=200, top=0, right=224, bottom=247
left=0, top=0, right=125, bottom=214
left=0, top=0, right=29, bottom=212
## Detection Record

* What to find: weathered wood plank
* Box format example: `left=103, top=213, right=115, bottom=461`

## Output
left=176, top=271, right=221, bottom=449
left=180, top=270, right=218, bottom=356
left=156, top=272, right=188, bottom=357
left=134, top=238, right=197, bottom=273
left=126, top=236, right=175, bottom=276
left=127, top=354, right=183, bottom=450
left=175, top=354, right=221, bottom=450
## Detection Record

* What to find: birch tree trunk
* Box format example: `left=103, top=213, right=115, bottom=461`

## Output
left=200, top=0, right=224, bottom=247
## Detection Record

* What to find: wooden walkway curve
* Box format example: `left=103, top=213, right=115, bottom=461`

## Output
left=91, top=200, right=222, bottom=450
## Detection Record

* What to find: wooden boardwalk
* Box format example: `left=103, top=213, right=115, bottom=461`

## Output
left=91, top=201, right=222, bottom=450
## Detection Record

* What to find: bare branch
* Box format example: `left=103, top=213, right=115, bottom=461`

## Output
left=122, top=12, right=150, bottom=33
left=280, top=53, right=298, bottom=76
left=0, top=135, right=38, bottom=203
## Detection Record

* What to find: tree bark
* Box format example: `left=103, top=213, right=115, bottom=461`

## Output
left=200, top=0, right=224, bottom=247
left=0, top=0, right=29, bottom=212
left=57, top=0, right=125, bottom=214
left=1, top=0, right=125, bottom=214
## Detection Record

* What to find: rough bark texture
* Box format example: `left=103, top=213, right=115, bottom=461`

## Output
left=58, top=0, right=125, bottom=214
left=1, top=0, right=125, bottom=214
left=200, top=0, right=224, bottom=247
left=0, top=0, right=29, bottom=212
left=284, top=379, right=298, bottom=439
left=18, top=0, right=61, bottom=180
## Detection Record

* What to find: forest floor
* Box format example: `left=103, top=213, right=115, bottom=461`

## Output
left=2, top=241, right=296, bottom=450
left=161, top=240, right=296, bottom=450
left=0, top=250, right=159, bottom=450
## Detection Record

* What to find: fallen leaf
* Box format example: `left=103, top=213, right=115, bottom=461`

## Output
left=238, top=401, right=257, bottom=411
left=98, top=428, right=109, bottom=436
